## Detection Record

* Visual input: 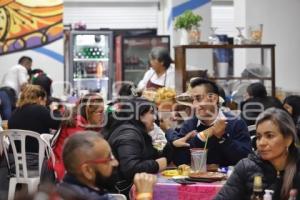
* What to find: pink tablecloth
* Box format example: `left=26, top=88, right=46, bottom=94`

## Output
left=132, top=176, right=224, bottom=200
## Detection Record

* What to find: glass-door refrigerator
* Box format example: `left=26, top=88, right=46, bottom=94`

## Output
left=115, top=35, right=170, bottom=86
left=68, top=30, right=113, bottom=101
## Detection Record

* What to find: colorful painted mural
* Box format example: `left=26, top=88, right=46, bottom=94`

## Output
left=0, top=0, right=63, bottom=55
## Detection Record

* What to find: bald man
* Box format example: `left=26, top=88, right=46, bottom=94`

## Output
left=57, top=131, right=157, bottom=200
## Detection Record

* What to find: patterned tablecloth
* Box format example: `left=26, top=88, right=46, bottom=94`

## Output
left=132, top=176, right=225, bottom=200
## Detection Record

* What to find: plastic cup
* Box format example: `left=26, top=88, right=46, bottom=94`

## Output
left=190, top=148, right=207, bottom=173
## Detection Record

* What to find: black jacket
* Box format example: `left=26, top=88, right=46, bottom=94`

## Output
left=167, top=112, right=252, bottom=166
left=107, top=121, right=164, bottom=182
left=214, top=152, right=300, bottom=200
left=57, top=173, right=115, bottom=200
left=8, top=103, right=61, bottom=152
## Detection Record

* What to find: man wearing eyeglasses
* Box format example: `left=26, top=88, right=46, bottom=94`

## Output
left=57, top=131, right=157, bottom=200
left=168, top=78, right=252, bottom=167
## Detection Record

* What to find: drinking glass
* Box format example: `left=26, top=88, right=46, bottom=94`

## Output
left=235, top=27, right=246, bottom=44
left=249, top=24, right=263, bottom=44
left=208, top=27, right=219, bottom=44
left=190, top=148, right=207, bottom=172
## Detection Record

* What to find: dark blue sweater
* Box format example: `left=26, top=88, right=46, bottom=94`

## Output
left=167, top=112, right=252, bottom=166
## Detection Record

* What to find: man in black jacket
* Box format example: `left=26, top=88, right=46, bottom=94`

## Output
left=57, top=131, right=158, bottom=200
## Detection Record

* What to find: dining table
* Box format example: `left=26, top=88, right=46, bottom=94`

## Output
left=131, top=174, right=225, bottom=200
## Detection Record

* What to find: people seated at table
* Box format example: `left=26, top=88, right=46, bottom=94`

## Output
left=137, top=47, right=175, bottom=91
left=215, top=108, right=300, bottom=200
left=104, top=97, right=172, bottom=195
left=240, top=82, right=283, bottom=126
left=57, top=131, right=157, bottom=200
left=109, top=82, right=168, bottom=151
left=50, top=93, right=104, bottom=181
left=6, top=84, right=60, bottom=171
left=283, top=95, right=300, bottom=139
left=8, top=85, right=61, bottom=151
left=169, top=78, right=252, bottom=166
left=160, top=103, right=192, bottom=142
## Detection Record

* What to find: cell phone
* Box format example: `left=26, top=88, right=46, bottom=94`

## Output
left=172, top=178, right=196, bottom=185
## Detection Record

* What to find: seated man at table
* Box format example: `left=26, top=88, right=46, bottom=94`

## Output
left=57, top=131, right=157, bottom=200
left=168, top=78, right=252, bottom=166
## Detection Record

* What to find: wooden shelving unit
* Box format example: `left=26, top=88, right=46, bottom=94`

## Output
left=174, top=44, right=276, bottom=96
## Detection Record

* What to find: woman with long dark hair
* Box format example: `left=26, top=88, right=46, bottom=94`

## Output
left=104, top=97, right=172, bottom=195
left=215, top=108, right=300, bottom=200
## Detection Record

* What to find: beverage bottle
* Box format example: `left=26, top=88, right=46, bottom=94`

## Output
left=263, top=189, right=273, bottom=200
left=83, top=47, right=88, bottom=58
left=96, top=62, right=103, bottom=78
left=288, top=189, right=298, bottom=200
left=76, top=63, right=82, bottom=78
left=96, top=51, right=100, bottom=58
left=250, top=175, right=264, bottom=200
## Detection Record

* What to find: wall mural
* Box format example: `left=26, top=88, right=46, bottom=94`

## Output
left=0, top=0, right=63, bottom=55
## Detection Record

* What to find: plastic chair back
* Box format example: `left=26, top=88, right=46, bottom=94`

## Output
left=1, top=129, right=49, bottom=199
left=40, top=133, right=55, bottom=163
left=1, top=129, right=46, bottom=178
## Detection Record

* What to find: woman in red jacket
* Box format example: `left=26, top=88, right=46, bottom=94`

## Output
left=50, top=93, right=104, bottom=181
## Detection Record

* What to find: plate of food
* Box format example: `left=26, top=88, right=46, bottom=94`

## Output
left=161, top=169, right=180, bottom=177
left=207, top=164, right=219, bottom=172
left=188, top=171, right=226, bottom=181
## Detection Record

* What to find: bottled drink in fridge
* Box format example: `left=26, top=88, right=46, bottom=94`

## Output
left=96, top=62, right=103, bottom=78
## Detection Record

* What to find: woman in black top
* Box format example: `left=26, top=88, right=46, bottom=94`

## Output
left=8, top=84, right=61, bottom=152
left=104, top=97, right=172, bottom=195
left=215, top=108, right=300, bottom=200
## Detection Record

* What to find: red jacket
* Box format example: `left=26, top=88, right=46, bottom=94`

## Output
left=50, top=115, right=86, bottom=181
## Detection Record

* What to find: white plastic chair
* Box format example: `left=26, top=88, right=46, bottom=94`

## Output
left=40, top=133, right=57, bottom=179
left=109, top=193, right=127, bottom=200
left=40, top=134, right=55, bottom=162
left=1, top=129, right=48, bottom=200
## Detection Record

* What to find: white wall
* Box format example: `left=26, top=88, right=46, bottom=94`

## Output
left=168, top=0, right=212, bottom=72
left=0, top=39, right=64, bottom=98
left=238, top=0, right=300, bottom=93
left=64, top=1, right=159, bottom=29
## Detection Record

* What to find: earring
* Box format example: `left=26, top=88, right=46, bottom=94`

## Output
left=286, top=146, right=289, bottom=154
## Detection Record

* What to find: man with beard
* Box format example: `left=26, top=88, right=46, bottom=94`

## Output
left=57, top=131, right=157, bottom=200
left=169, top=78, right=252, bottom=166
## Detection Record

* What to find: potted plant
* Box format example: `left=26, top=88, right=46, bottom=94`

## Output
left=174, top=10, right=203, bottom=44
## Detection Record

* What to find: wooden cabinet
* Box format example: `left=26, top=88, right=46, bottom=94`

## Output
left=174, top=44, right=276, bottom=96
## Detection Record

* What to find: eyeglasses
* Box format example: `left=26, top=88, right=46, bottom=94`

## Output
left=78, top=153, right=116, bottom=169
left=191, top=93, right=215, bottom=103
